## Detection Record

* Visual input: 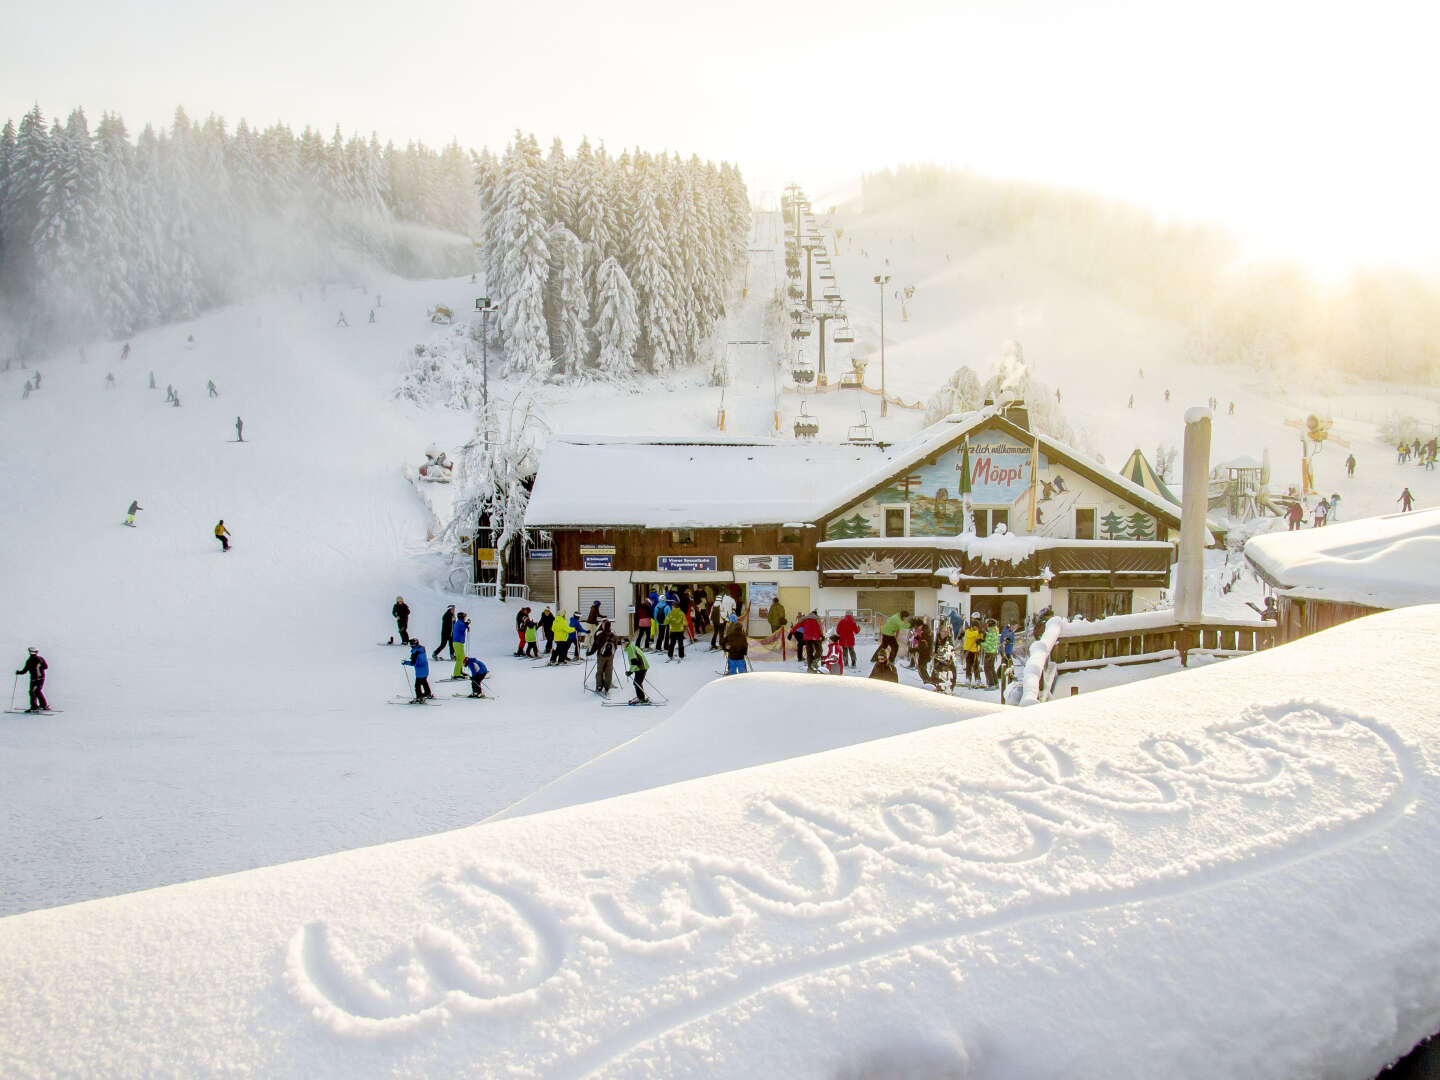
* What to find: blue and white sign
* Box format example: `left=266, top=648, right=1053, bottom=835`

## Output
left=583, top=555, right=613, bottom=570
left=528, top=548, right=553, bottom=559
left=733, top=554, right=794, bottom=572
left=657, top=555, right=718, bottom=573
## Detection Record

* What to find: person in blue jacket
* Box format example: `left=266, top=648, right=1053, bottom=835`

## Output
left=402, top=639, right=433, bottom=702
left=1000, top=622, right=1016, bottom=662
left=450, top=611, right=470, bottom=678
left=462, top=655, right=488, bottom=698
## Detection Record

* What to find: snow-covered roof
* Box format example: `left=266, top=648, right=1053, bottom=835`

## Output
left=1244, top=508, right=1440, bottom=608
left=527, top=404, right=1183, bottom=530
left=6, top=606, right=1440, bottom=1076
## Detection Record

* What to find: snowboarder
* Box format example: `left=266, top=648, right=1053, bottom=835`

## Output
left=207, top=379, right=218, bottom=398
left=1399, top=487, right=1416, bottom=512
left=336, top=311, right=348, bottom=327
left=450, top=611, right=471, bottom=678
left=1345, top=453, right=1356, bottom=478
left=433, top=605, right=456, bottom=661
left=623, top=638, right=651, bottom=703
left=15, top=647, right=48, bottom=713
left=121, top=343, right=131, bottom=361
left=214, top=519, right=231, bottom=551
left=235, top=416, right=244, bottom=442
left=392, top=596, right=410, bottom=643
left=462, top=655, right=488, bottom=697
left=402, top=639, right=433, bottom=702
left=124, top=499, right=142, bottom=527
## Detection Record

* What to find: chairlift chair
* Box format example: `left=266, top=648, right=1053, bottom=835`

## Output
left=794, top=401, right=821, bottom=440
left=823, top=288, right=841, bottom=301
left=791, top=357, right=816, bottom=386
left=847, top=410, right=875, bottom=444
left=834, top=323, right=854, bottom=344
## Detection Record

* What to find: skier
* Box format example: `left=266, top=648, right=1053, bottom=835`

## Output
left=836, top=610, right=860, bottom=668
left=724, top=614, right=749, bottom=675
left=433, top=605, right=456, bottom=660
left=402, top=639, right=433, bottom=702
left=1286, top=500, right=1304, bottom=531
left=21, top=379, right=31, bottom=399
left=336, top=311, right=349, bottom=327
left=148, top=371, right=156, bottom=389
left=588, top=619, right=618, bottom=694
left=513, top=606, right=531, bottom=656
left=121, top=343, right=131, bottom=361
left=171, top=390, right=181, bottom=408
left=822, top=633, right=844, bottom=675
left=33, top=371, right=40, bottom=388
left=550, top=609, right=572, bottom=664
left=368, top=310, right=376, bottom=324
left=214, top=520, right=231, bottom=551
left=15, top=647, right=49, bottom=713
left=539, top=606, right=555, bottom=655
left=634, top=598, right=653, bottom=649
left=124, top=499, right=142, bottom=527
left=664, top=602, right=687, bottom=661
left=1312, top=498, right=1328, bottom=529
left=1399, top=487, right=1416, bottom=512
left=623, top=638, right=651, bottom=703
left=878, top=609, right=908, bottom=664
left=1345, top=453, right=1356, bottom=478
left=1327, top=493, right=1341, bottom=522
left=105, top=373, right=116, bottom=389
left=1164, top=389, right=1170, bottom=402
left=165, top=384, right=174, bottom=403
left=450, top=611, right=471, bottom=678
left=523, top=617, right=539, bottom=657
left=207, top=379, right=218, bottom=398
left=1127, top=394, right=1134, bottom=409
left=462, top=655, right=488, bottom=697
left=1228, top=401, right=1235, bottom=415
left=392, top=596, right=410, bottom=643
left=982, top=619, right=1001, bottom=689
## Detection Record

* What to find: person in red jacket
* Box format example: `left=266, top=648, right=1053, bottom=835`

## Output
left=799, top=611, right=824, bottom=672
left=835, top=611, right=860, bottom=669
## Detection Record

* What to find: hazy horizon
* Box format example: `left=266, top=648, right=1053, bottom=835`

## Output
left=7, top=0, right=1437, bottom=278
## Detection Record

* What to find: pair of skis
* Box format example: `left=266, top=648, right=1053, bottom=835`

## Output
left=4, top=707, right=62, bottom=715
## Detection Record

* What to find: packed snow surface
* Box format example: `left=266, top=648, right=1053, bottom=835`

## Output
left=4, top=608, right=1440, bottom=1078
left=1245, top=508, right=1440, bottom=608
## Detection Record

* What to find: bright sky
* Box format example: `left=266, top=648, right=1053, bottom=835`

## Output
left=7, top=0, right=1438, bottom=277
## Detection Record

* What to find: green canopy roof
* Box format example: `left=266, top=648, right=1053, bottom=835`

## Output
left=1119, top=448, right=1180, bottom=505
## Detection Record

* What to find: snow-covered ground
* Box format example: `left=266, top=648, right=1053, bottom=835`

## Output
left=4, top=204, right=1440, bottom=1075
left=5, top=607, right=1440, bottom=1078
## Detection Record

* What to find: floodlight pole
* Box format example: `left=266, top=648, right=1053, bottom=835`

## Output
left=874, top=274, right=890, bottom=417
left=475, top=297, right=495, bottom=412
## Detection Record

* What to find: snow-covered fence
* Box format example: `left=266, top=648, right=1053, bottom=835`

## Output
left=1051, top=611, right=1274, bottom=670
left=1018, top=616, right=1063, bottom=706
left=464, top=583, right=530, bottom=602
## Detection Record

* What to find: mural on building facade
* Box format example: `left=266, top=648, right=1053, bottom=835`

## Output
left=824, top=426, right=1156, bottom=542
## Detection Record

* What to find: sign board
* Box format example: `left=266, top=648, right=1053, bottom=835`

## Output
left=474, top=548, right=497, bottom=566
left=580, top=544, right=616, bottom=556
left=733, top=554, right=794, bottom=572
left=527, top=548, right=553, bottom=560
left=657, top=555, right=718, bottom=573
left=583, top=555, right=613, bottom=570
left=748, top=580, right=779, bottom=616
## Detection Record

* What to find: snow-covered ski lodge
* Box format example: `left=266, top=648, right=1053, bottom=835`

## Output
left=524, top=401, right=1181, bottom=630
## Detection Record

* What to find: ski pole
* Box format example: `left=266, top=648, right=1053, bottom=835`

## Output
left=400, top=662, right=413, bottom=698
left=9, top=672, right=19, bottom=712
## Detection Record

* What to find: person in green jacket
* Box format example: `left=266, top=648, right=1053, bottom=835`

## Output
left=664, top=604, right=688, bottom=661
left=624, top=639, right=651, bottom=703
left=550, top=610, right=572, bottom=665
left=981, top=618, right=1001, bottom=688
left=879, top=609, right=910, bottom=663
left=767, top=599, right=788, bottom=634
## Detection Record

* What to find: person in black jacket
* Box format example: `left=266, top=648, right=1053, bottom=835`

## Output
left=433, top=605, right=456, bottom=660
left=588, top=619, right=618, bottom=694
left=392, top=596, right=410, bottom=643
left=513, top=606, right=531, bottom=656
left=15, top=647, right=48, bottom=712
left=539, top=606, right=555, bottom=655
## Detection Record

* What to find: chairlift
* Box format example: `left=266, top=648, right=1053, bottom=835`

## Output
left=787, top=284, right=803, bottom=300
left=823, top=288, right=841, bottom=301
left=840, top=356, right=867, bottom=390
left=794, top=401, right=821, bottom=440
left=789, top=308, right=806, bottom=323
left=791, top=356, right=816, bottom=386
left=786, top=266, right=801, bottom=281
left=847, top=409, right=875, bottom=444
left=834, top=322, right=854, bottom=344
left=791, top=324, right=811, bottom=339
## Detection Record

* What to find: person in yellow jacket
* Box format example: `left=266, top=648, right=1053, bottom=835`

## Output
left=962, top=618, right=983, bottom=687
left=664, top=603, right=688, bottom=661
left=549, top=610, right=572, bottom=665
left=214, top=519, right=231, bottom=551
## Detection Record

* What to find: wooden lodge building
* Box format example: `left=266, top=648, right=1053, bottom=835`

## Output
left=523, top=401, right=1182, bottom=632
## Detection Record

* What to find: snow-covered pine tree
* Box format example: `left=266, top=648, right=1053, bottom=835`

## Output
left=545, top=223, right=587, bottom=379
left=625, top=164, right=681, bottom=372
left=495, top=132, right=551, bottom=377
left=591, top=255, right=639, bottom=378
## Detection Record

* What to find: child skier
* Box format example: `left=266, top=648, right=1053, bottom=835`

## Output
left=724, top=614, right=749, bottom=675
left=624, top=638, right=651, bottom=703
left=524, top=618, right=539, bottom=657
left=822, top=633, right=844, bottom=675
left=450, top=611, right=470, bottom=678
left=402, top=639, right=433, bottom=702
left=462, top=655, right=488, bottom=697
left=124, top=499, right=142, bottom=527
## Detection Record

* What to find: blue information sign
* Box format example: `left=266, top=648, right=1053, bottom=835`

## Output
left=528, top=548, right=553, bottom=559
left=657, top=555, right=718, bottom=573
left=583, top=555, right=613, bottom=570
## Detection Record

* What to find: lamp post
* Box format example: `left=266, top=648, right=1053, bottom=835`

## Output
left=474, top=296, right=495, bottom=411
left=873, top=274, right=890, bottom=417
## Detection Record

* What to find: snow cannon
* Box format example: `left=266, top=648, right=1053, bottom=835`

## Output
left=419, top=446, right=454, bottom=483
left=428, top=305, right=454, bottom=325
left=1305, top=415, right=1333, bottom=442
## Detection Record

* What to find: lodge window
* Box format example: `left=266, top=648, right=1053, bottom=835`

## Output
left=670, top=529, right=695, bottom=546
left=882, top=505, right=908, bottom=537
left=1075, top=508, right=1096, bottom=540
left=719, top=529, right=742, bottom=544
left=973, top=507, right=1008, bottom=537
left=1069, top=589, right=1132, bottom=621
left=780, top=528, right=801, bottom=544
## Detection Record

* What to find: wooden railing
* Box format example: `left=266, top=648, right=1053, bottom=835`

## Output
left=1051, top=621, right=1276, bottom=669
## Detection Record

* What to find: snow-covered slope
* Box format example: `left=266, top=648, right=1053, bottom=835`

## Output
left=4, top=608, right=1439, bottom=1078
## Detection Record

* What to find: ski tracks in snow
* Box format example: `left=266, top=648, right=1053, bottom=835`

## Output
left=284, top=699, right=1420, bottom=1074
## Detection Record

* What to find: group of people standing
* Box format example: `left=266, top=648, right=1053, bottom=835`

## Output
left=391, top=597, right=487, bottom=702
